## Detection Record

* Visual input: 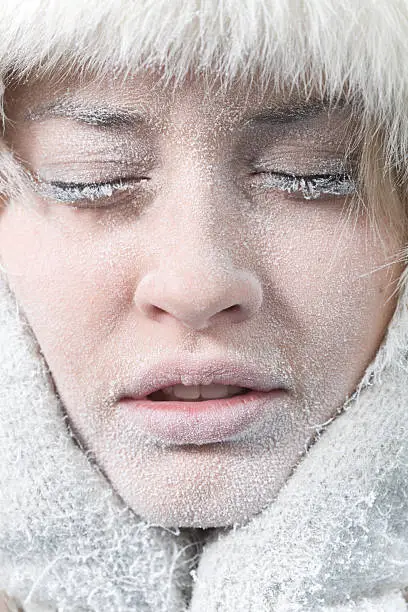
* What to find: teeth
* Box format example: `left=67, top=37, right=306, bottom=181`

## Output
left=156, top=384, right=247, bottom=401
left=171, top=384, right=201, bottom=400
left=200, top=384, right=234, bottom=399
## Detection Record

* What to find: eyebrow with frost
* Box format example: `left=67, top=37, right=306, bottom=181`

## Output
left=23, top=96, right=348, bottom=131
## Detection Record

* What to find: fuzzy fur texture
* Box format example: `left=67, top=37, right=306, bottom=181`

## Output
left=1, top=266, right=408, bottom=610
left=0, top=271, right=205, bottom=612
left=0, top=1, right=407, bottom=176
left=190, top=282, right=408, bottom=611
left=1, top=1, right=408, bottom=610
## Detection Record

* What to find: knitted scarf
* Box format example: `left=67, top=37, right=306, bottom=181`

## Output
left=1, top=267, right=408, bottom=611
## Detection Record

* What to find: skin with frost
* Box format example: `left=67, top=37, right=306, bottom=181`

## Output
left=0, top=70, right=404, bottom=527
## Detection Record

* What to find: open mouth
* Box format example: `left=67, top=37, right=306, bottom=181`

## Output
left=148, top=384, right=252, bottom=402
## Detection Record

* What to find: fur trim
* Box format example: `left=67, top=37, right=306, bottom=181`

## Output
left=1, top=4, right=408, bottom=608
left=190, top=276, right=408, bottom=611
left=0, top=1, right=407, bottom=174
left=0, top=271, right=203, bottom=611
left=1, top=216, right=408, bottom=610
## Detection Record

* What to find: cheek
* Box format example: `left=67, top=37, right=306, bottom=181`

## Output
left=257, top=203, right=401, bottom=378
left=0, top=204, right=137, bottom=368
left=0, top=197, right=401, bottom=395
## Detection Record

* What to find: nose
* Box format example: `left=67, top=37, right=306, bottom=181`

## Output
left=134, top=267, right=263, bottom=330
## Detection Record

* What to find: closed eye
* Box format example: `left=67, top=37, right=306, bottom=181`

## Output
left=250, top=171, right=356, bottom=200
left=30, top=176, right=150, bottom=206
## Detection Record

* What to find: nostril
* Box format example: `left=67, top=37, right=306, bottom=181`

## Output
left=135, top=268, right=262, bottom=329
left=152, top=305, right=166, bottom=315
left=142, top=304, right=167, bottom=319
left=224, top=304, right=240, bottom=312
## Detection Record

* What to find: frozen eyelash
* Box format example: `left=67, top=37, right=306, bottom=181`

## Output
left=35, top=180, right=129, bottom=203
left=254, top=172, right=357, bottom=200
left=30, top=171, right=356, bottom=205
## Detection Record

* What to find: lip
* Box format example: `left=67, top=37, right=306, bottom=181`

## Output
left=120, top=357, right=286, bottom=400
left=118, top=388, right=286, bottom=445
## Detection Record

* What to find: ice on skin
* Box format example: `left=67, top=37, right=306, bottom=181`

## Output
left=0, top=69, right=404, bottom=528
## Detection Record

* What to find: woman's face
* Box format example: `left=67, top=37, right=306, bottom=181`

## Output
left=0, top=70, right=403, bottom=527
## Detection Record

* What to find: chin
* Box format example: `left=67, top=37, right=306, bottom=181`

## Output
left=132, top=500, right=252, bottom=530
left=94, top=431, right=283, bottom=529
left=113, top=454, right=273, bottom=529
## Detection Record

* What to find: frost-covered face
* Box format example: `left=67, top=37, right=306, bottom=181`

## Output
left=0, top=70, right=404, bottom=527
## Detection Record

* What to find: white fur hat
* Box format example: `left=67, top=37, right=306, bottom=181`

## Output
left=0, top=0, right=407, bottom=176
left=2, top=4, right=408, bottom=610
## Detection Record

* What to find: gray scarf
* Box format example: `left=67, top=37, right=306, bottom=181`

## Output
left=1, top=269, right=408, bottom=611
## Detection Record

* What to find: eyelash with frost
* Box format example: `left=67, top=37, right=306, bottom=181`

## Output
left=30, top=171, right=356, bottom=204
left=35, top=180, right=129, bottom=202
left=253, top=172, right=356, bottom=200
